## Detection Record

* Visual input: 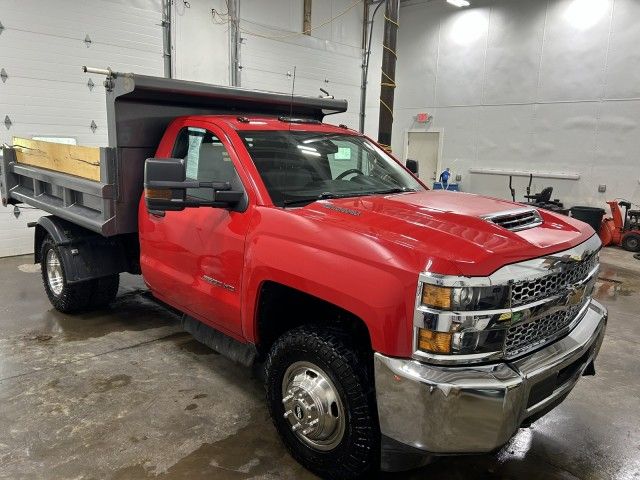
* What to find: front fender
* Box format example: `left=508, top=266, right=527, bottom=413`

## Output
left=242, top=234, right=418, bottom=357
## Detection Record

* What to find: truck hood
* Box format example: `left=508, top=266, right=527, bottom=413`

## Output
left=295, top=190, right=594, bottom=277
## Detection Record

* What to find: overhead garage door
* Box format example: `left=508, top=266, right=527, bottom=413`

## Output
left=240, top=33, right=362, bottom=130
left=0, top=0, right=164, bottom=257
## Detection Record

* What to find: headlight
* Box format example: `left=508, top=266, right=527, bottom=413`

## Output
left=416, top=282, right=511, bottom=360
left=421, top=284, right=510, bottom=311
left=416, top=316, right=508, bottom=356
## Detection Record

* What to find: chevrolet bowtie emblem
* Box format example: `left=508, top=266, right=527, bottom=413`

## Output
left=541, top=254, right=583, bottom=269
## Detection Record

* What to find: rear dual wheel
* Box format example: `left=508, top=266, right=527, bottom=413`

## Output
left=41, top=235, right=119, bottom=313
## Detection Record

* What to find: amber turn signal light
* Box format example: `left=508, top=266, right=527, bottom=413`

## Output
left=421, top=284, right=452, bottom=310
left=418, top=328, right=452, bottom=354
left=145, top=188, right=172, bottom=200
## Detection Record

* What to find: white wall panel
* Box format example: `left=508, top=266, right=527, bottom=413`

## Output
left=604, top=0, right=640, bottom=99
left=0, top=0, right=164, bottom=257
left=317, top=0, right=363, bottom=49
left=172, top=0, right=230, bottom=85
left=241, top=33, right=362, bottom=128
left=531, top=102, right=598, bottom=171
left=435, top=8, right=490, bottom=106
left=431, top=106, right=479, bottom=172
left=363, top=6, right=385, bottom=140
left=241, top=0, right=303, bottom=33
left=476, top=105, right=535, bottom=169
left=172, top=0, right=364, bottom=127
left=365, top=0, right=640, bottom=206
left=394, top=4, right=440, bottom=109
left=537, top=0, right=613, bottom=102
left=483, top=0, right=546, bottom=104
left=592, top=100, right=640, bottom=202
left=0, top=0, right=164, bottom=147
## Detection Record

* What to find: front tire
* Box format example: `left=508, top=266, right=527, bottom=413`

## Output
left=622, top=233, right=640, bottom=252
left=265, top=326, right=379, bottom=479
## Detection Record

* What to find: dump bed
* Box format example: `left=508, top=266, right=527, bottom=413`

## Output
left=0, top=72, right=347, bottom=236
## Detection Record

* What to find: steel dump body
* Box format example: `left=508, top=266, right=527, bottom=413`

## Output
left=0, top=73, right=347, bottom=236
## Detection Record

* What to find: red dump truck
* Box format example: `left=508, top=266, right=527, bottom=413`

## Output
left=0, top=70, right=607, bottom=479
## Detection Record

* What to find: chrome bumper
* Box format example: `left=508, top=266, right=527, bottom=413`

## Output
left=375, top=299, right=607, bottom=470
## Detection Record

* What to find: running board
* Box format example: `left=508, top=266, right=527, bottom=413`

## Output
left=181, top=315, right=257, bottom=367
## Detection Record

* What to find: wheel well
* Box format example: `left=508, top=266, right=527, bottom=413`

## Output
left=255, top=281, right=372, bottom=359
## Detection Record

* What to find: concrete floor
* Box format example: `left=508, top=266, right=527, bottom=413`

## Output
left=0, top=249, right=638, bottom=480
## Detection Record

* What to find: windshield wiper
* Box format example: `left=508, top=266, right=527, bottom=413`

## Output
left=283, top=192, right=358, bottom=207
left=283, top=189, right=416, bottom=207
left=370, top=187, right=417, bottom=195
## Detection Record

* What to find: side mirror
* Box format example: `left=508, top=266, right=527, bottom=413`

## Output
left=406, top=159, right=419, bottom=175
left=144, top=158, right=244, bottom=212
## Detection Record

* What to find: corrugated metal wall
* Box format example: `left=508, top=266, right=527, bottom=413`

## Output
left=0, top=0, right=164, bottom=257
left=366, top=0, right=640, bottom=207
left=240, top=34, right=361, bottom=128
left=239, top=0, right=363, bottom=129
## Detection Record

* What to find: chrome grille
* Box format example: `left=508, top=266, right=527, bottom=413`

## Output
left=505, top=303, right=584, bottom=358
left=484, top=209, right=542, bottom=232
left=511, top=253, right=598, bottom=307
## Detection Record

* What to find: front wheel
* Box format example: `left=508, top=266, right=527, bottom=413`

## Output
left=622, top=233, right=640, bottom=252
left=265, top=326, right=379, bottom=479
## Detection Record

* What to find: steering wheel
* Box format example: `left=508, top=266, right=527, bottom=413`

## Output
left=336, top=168, right=365, bottom=180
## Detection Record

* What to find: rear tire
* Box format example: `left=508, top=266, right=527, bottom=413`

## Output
left=265, top=325, right=379, bottom=480
left=622, top=233, right=640, bottom=252
left=41, top=236, right=93, bottom=313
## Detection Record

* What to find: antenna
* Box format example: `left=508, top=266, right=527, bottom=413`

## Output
left=288, top=66, right=296, bottom=130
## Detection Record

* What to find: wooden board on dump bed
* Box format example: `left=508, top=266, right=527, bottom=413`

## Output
left=12, top=137, right=101, bottom=181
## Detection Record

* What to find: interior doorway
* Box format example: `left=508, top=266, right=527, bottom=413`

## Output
left=405, top=130, right=442, bottom=185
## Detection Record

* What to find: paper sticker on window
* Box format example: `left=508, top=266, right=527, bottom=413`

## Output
left=334, top=147, right=352, bottom=160
left=185, top=133, right=204, bottom=178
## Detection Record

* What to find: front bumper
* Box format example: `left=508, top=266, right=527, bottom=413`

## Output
left=374, top=299, right=607, bottom=471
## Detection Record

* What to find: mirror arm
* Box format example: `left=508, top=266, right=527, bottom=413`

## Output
left=146, top=180, right=232, bottom=191
left=181, top=199, right=240, bottom=208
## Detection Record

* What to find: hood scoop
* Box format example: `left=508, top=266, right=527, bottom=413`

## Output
left=483, top=208, right=543, bottom=232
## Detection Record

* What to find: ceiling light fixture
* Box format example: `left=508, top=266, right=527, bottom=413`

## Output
left=447, top=0, right=470, bottom=7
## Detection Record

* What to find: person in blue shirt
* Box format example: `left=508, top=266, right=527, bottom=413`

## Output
left=439, top=168, right=451, bottom=188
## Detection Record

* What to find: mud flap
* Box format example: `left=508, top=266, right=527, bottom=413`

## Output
left=583, top=360, right=596, bottom=376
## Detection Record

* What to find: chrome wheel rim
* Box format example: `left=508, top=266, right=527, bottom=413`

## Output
left=46, top=249, right=64, bottom=296
left=281, top=361, right=346, bottom=451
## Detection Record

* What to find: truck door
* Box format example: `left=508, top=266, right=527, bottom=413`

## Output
left=139, top=121, right=252, bottom=339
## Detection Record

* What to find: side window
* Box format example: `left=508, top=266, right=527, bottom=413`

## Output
left=172, top=127, right=243, bottom=201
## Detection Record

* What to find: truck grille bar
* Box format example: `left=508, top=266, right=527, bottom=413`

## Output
left=511, top=253, right=599, bottom=307
left=505, top=303, right=586, bottom=359
left=504, top=252, right=599, bottom=359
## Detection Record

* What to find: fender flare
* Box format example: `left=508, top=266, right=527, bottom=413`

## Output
left=34, top=215, right=131, bottom=283
left=33, top=216, right=77, bottom=263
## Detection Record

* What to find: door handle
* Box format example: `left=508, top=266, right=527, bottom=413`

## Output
left=149, top=209, right=166, bottom=218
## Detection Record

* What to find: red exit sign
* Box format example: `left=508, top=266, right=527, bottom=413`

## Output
left=416, top=113, right=431, bottom=123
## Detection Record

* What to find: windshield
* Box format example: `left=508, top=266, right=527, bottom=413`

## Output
left=238, top=131, right=424, bottom=207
